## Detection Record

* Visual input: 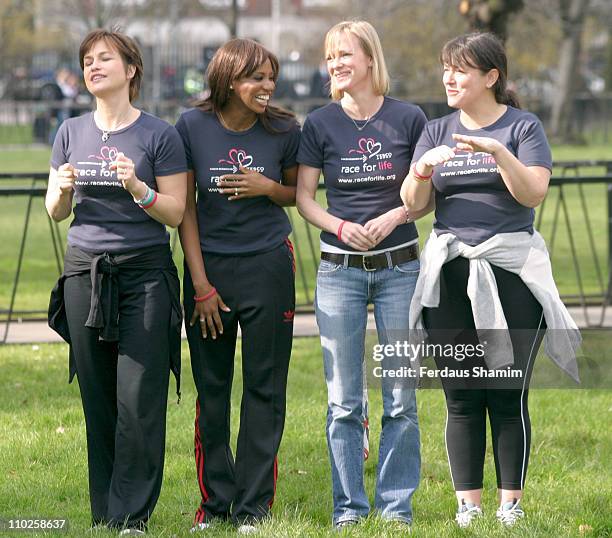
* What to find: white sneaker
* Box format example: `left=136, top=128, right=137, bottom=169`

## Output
left=455, top=500, right=483, bottom=528
left=496, top=499, right=525, bottom=526
left=190, top=522, right=212, bottom=533
left=237, top=524, right=257, bottom=535
left=118, top=529, right=145, bottom=536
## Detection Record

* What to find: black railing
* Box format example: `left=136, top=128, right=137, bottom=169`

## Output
left=1, top=161, right=611, bottom=343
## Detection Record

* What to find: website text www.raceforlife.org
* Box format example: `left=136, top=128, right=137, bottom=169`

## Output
left=438, top=166, right=499, bottom=177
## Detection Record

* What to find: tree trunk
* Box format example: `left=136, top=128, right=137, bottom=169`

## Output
left=550, top=0, right=591, bottom=142
left=229, top=0, right=238, bottom=38
left=459, top=0, right=525, bottom=42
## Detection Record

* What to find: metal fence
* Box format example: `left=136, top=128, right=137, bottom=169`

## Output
left=2, top=93, right=612, bottom=146
left=1, top=161, right=611, bottom=343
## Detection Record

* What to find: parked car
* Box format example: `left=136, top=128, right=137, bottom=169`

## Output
left=3, top=68, right=63, bottom=101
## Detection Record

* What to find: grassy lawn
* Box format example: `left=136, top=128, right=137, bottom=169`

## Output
left=1, top=145, right=612, bottom=317
left=0, top=337, right=610, bottom=537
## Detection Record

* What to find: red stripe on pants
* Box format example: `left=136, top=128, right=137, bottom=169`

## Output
left=194, top=398, right=210, bottom=523
left=268, top=456, right=278, bottom=508
left=284, top=238, right=296, bottom=274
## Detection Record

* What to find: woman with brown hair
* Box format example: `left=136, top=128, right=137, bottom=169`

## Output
left=46, top=29, right=187, bottom=535
left=402, top=32, right=579, bottom=528
left=175, top=38, right=300, bottom=534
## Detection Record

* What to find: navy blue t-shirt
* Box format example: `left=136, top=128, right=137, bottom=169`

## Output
left=50, top=111, right=187, bottom=253
left=175, top=109, right=300, bottom=255
left=297, top=97, right=426, bottom=251
left=412, top=106, right=552, bottom=246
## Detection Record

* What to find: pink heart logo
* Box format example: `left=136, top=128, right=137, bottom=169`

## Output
left=228, top=148, right=240, bottom=164
left=357, top=137, right=371, bottom=153
left=357, top=137, right=382, bottom=158
left=100, top=146, right=119, bottom=162
left=227, top=148, right=254, bottom=168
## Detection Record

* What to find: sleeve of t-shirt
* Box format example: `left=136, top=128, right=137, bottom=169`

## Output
left=281, top=121, right=301, bottom=169
left=154, top=125, right=188, bottom=176
left=516, top=117, right=553, bottom=171
left=411, top=122, right=437, bottom=165
left=50, top=121, right=69, bottom=169
left=406, top=106, right=428, bottom=160
left=174, top=115, right=193, bottom=170
left=296, top=115, right=323, bottom=169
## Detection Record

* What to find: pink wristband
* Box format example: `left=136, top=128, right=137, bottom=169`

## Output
left=337, top=220, right=347, bottom=242
left=194, top=287, right=217, bottom=302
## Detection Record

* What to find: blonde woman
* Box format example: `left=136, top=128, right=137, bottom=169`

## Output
left=296, top=20, right=429, bottom=528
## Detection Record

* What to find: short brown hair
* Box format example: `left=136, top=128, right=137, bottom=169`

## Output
left=79, top=29, right=144, bottom=102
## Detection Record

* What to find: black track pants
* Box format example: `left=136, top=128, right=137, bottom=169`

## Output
left=184, top=242, right=295, bottom=525
left=64, top=268, right=172, bottom=528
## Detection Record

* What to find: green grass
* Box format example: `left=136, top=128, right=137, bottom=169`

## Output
left=1, top=145, right=612, bottom=317
left=0, top=124, right=36, bottom=145
left=0, top=338, right=610, bottom=537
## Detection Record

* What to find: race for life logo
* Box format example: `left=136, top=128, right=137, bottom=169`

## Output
left=340, top=137, right=394, bottom=176
left=208, top=148, right=264, bottom=193
left=217, top=148, right=254, bottom=173
left=349, top=137, right=382, bottom=160
left=75, top=145, right=122, bottom=186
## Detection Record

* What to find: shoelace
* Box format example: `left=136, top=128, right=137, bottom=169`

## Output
left=497, top=504, right=524, bottom=525
left=456, top=504, right=482, bottom=526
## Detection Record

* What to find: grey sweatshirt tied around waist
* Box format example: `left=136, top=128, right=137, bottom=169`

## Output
left=409, top=230, right=581, bottom=383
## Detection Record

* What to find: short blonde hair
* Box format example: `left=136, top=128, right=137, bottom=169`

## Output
left=324, top=20, right=390, bottom=101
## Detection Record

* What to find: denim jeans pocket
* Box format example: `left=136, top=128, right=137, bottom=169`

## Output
left=393, top=259, right=420, bottom=274
left=318, top=260, right=343, bottom=274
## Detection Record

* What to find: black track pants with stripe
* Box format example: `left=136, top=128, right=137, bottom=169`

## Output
left=184, top=241, right=295, bottom=525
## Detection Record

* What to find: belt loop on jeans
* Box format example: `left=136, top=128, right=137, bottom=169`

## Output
left=343, top=254, right=349, bottom=268
left=385, top=251, right=392, bottom=269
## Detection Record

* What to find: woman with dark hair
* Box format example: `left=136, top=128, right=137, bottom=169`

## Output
left=46, top=29, right=187, bottom=535
left=175, top=38, right=300, bottom=534
left=297, top=20, right=429, bottom=529
left=402, top=32, right=580, bottom=528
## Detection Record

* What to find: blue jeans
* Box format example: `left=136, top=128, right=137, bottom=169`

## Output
left=315, top=257, right=421, bottom=525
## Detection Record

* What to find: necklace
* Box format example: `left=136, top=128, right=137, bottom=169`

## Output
left=96, top=111, right=134, bottom=142
left=350, top=115, right=373, bottom=131
left=218, top=110, right=257, bottom=132
left=342, top=97, right=383, bottom=131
